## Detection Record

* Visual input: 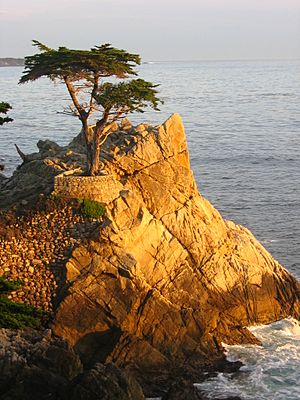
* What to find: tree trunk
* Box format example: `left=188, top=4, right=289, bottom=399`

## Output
left=89, top=144, right=101, bottom=176
left=89, top=123, right=104, bottom=176
left=82, top=121, right=93, bottom=173
left=63, top=77, right=93, bottom=174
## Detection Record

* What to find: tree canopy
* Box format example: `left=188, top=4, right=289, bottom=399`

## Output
left=19, top=41, right=142, bottom=123
left=95, top=79, right=160, bottom=114
left=20, top=40, right=140, bottom=83
left=20, top=41, right=162, bottom=175
left=0, top=102, right=13, bottom=126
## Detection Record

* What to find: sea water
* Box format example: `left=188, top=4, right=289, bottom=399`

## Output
left=1, top=60, right=299, bottom=398
left=196, top=318, right=300, bottom=400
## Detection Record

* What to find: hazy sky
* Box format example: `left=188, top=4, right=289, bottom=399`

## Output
left=0, top=0, right=300, bottom=60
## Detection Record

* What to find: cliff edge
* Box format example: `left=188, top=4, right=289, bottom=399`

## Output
left=52, top=114, right=299, bottom=382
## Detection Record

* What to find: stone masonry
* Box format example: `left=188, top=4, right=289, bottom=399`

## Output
left=54, top=175, right=123, bottom=204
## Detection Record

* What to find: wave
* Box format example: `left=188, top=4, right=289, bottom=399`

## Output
left=196, top=318, right=300, bottom=399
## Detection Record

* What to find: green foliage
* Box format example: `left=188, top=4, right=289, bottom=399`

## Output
left=0, top=102, right=11, bottom=113
left=0, top=276, right=21, bottom=294
left=94, top=79, right=161, bottom=115
left=80, top=199, right=106, bottom=219
left=19, top=41, right=140, bottom=84
left=0, top=298, right=45, bottom=329
left=0, top=101, right=13, bottom=125
left=0, top=276, right=46, bottom=329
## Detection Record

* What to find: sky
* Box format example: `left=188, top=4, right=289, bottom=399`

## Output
left=0, top=0, right=300, bottom=61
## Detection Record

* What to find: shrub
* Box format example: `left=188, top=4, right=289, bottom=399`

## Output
left=0, top=298, right=45, bottom=329
left=0, top=277, right=47, bottom=329
left=80, top=199, right=106, bottom=219
left=0, top=276, right=21, bottom=293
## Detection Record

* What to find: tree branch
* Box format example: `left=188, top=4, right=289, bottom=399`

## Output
left=15, top=144, right=29, bottom=162
left=63, top=77, right=86, bottom=121
left=97, top=110, right=124, bottom=146
left=111, top=110, right=125, bottom=123
left=87, top=72, right=100, bottom=118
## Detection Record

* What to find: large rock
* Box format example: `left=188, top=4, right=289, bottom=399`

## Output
left=0, top=329, right=144, bottom=400
left=49, top=114, right=300, bottom=391
left=69, top=363, right=144, bottom=400
left=162, top=379, right=204, bottom=399
left=0, top=328, right=82, bottom=399
left=0, top=137, right=86, bottom=208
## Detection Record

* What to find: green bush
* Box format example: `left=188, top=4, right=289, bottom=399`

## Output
left=0, top=298, right=45, bottom=329
left=0, top=276, right=21, bottom=293
left=0, top=277, right=47, bottom=329
left=80, top=199, right=106, bottom=219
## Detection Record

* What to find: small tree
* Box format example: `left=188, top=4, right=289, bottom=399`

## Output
left=0, top=102, right=13, bottom=126
left=19, top=41, right=161, bottom=175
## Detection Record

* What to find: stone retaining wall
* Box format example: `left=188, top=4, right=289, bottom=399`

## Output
left=54, top=175, right=123, bottom=204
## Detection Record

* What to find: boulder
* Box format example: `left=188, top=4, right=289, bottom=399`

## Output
left=0, top=136, right=86, bottom=208
left=0, top=328, right=82, bottom=399
left=162, top=379, right=204, bottom=399
left=69, top=363, right=144, bottom=400
left=0, top=329, right=144, bottom=400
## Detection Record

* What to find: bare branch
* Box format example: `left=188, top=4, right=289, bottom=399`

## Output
left=87, top=72, right=100, bottom=118
left=15, top=144, right=29, bottom=162
left=63, top=77, right=86, bottom=121
left=97, top=111, right=123, bottom=146
left=112, top=110, right=124, bottom=122
left=98, top=129, right=114, bottom=147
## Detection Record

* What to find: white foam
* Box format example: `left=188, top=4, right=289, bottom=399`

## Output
left=196, top=318, right=300, bottom=399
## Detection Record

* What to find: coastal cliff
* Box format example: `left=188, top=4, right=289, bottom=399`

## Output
left=0, top=114, right=299, bottom=397
left=52, top=115, right=300, bottom=372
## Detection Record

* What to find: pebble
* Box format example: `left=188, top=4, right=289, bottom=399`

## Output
left=0, top=201, right=101, bottom=312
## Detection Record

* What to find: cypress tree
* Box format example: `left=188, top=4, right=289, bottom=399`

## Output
left=20, top=41, right=162, bottom=175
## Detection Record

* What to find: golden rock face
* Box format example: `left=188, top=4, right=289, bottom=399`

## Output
left=50, top=114, right=300, bottom=375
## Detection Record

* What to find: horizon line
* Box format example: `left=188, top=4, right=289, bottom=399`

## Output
left=1, top=56, right=299, bottom=63
left=143, top=57, right=300, bottom=63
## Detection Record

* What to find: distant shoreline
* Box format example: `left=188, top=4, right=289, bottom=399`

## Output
left=0, top=58, right=24, bottom=67
left=0, top=58, right=299, bottom=67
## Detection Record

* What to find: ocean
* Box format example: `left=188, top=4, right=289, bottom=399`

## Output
left=197, top=318, right=300, bottom=400
left=1, top=60, right=300, bottom=399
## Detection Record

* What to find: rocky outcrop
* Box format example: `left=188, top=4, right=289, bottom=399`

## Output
left=162, top=379, right=205, bottom=400
left=0, top=328, right=82, bottom=399
left=0, top=139, right=86, bottom=208
left=0, top=328, right=144, bottom=400
left=69, top=363, right=144, bottom=400
left=50, top=114, right=300, bottom=389
left=1, top=114, right=300, bottom=395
